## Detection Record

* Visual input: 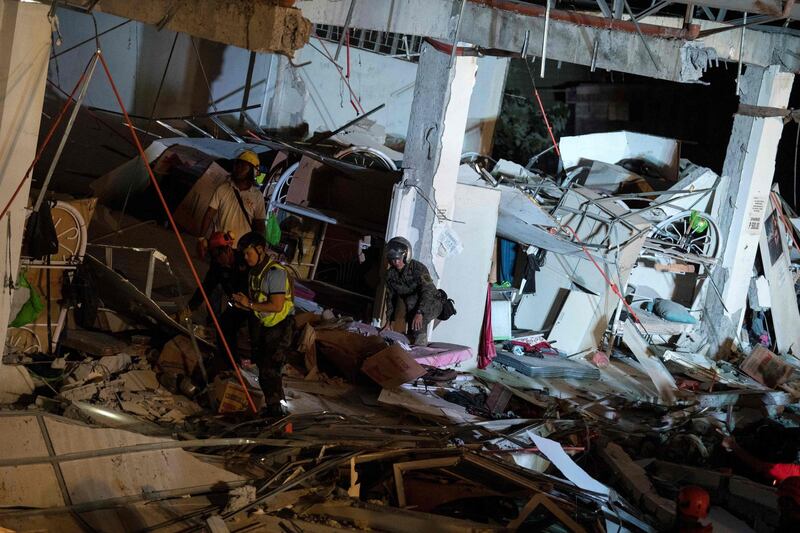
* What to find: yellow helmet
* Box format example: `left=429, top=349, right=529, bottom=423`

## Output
left=236, top=149, right=259, bottom=168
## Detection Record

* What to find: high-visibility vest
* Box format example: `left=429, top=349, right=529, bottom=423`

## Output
left=249, top=260, right=293, bottom=327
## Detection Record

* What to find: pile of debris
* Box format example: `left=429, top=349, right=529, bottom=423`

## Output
left=2, top=130, right=800, bottom=532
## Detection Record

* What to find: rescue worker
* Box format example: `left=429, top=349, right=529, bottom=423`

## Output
left=777, top=477, right=800, bottom=530
left=674, top=486, right=712, bottom=533
left=184, top=231, right=247, bottom=320
left=200, top=150, right=266, bottom=253
left=381, top=236, right=442, bottom=346
left=231, top=231, right=294, bottom=417
left=721, top=435, right=800, bottom=483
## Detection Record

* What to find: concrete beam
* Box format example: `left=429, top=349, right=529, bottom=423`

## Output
left=59, top=0, right=311, bottom=56
left=299, top=0, right=800, bottom=82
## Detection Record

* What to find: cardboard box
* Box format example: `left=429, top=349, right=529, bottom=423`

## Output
left=211, top=375, right=265, bottom=413
left=740, top=345, right=794, bottom=388
left=361, top=345, right=426, bottom=389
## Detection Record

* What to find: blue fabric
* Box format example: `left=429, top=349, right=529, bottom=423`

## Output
left=499, top=239, right=516, bottom=284
left=649, top=298, right=697, bottom=324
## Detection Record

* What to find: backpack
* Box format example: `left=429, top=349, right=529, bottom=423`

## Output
left=24, top=201, right=59, bottom=260
left=437, top=289, right=457, bottom=321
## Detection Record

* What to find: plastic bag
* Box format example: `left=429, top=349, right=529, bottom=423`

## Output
left=266, top=212, right=281, bottom=247
left=9, top=273, right=43, bottom=327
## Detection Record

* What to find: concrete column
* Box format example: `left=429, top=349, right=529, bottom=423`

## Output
left=0, top=0, right=52, bottom=398
left=388, top=42, right=477, bottom=279
left=704, top=65, right=794, bottom=356
left=463, top=56, right=510, bottom=155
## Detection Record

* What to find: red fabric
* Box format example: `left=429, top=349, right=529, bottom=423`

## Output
left=769, top=463, right=800, bottom=483
left=478, top=284, right=496, bottom=369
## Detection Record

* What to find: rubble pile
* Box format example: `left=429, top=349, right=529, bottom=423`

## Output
left=3, top=131, right=800, bottom=531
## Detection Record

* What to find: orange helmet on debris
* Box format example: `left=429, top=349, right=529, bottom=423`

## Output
left=778, top=477, right=800, bottom=507
left=208, top=231, right=234, bottom=251
left=678, top=486, right=710, bottom=520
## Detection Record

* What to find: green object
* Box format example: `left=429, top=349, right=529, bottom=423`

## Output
left=266, top=212, right=281, bottom=246
left=689, top=211, right=709, bottom=234
left=255, top=172, right=267, bottom=186
left=9, top=273, right=43, bottom=328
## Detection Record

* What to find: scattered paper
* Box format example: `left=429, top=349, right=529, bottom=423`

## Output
left=529, top=432, right=610, bottom=496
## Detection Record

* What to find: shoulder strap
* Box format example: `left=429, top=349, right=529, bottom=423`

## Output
left=230, top=185, right=254, bottom=230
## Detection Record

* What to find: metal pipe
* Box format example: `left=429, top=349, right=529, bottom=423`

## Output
left=334, top=0, right=357, bottom=62
left=541, top=0, right=552, bottom=77
left=449, top=0, right=468, bottom=69
left=309, top=103, right=386, bottom=146
left=737, top=12, right=747, bottom=96
left=624, top=1, right=660, bottom=70
left=34, top=54, right=98, bottom=212
left=239, top=51, right=257, bottom=128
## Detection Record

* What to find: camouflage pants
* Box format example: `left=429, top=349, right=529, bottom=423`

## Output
left=404, top=298, right=442, bottom=346
left=250, top=316, right=294, bottom=407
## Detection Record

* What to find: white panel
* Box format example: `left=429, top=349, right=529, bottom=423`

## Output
left=429, top=184, right=500, bottom=365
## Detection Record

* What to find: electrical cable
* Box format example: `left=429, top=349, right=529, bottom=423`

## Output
left=49, top=19, right=131, bottom=60
left=523, top=58, right=563, bottom=167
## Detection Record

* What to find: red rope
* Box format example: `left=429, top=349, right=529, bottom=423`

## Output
left=345, top=30, right=362, bottom=114
left=96, top=52, right=258, bottom=413
left=0, top=55, right=94, bottom=221
left=533, top=88, right=561, bottom=160
left=559, top=226, right=640, bottom=324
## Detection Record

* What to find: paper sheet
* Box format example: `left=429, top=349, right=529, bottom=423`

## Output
left=529, top=432, right=609, bottom=496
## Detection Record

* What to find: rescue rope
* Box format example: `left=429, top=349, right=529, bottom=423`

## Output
left=558, top=225, right=641, bottom=325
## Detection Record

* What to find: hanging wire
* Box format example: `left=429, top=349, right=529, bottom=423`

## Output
left=116, top=32, right=180, bottom=232
left=793, top=121, right=799, bottom=210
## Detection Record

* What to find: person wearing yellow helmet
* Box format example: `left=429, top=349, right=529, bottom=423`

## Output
left=200, top=149, right=266, bottom=255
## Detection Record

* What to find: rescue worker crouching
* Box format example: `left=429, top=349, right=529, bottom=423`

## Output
left=381, top=236, right=442, bottom=346
left=231, top=231, right=295, bottom=418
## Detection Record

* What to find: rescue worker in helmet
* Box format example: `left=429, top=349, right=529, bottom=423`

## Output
left=381, top=237, right=442, bottom=346
left=231, top=231, right=295, bottom=417
left=183, top=231, right=247, bottom=320
left=675, top=486, right=712, bottom=533
left=200, top=149, right=266, bottom=254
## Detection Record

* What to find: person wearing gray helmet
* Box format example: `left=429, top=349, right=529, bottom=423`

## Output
left=381, top=237, right=442, bottom=346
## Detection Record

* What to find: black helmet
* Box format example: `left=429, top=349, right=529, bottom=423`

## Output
left=385, top=236, right=410, bottom=261
left=237, top=231, right=267, bottom=251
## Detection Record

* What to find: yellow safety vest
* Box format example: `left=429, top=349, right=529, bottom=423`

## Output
left=249, top=260, right=294, bottom=327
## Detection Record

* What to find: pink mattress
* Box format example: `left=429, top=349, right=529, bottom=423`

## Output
left=409, top=343, right=473, bottom=368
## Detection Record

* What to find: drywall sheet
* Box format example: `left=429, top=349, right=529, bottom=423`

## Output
left=759, top=200, right=800, bottom=355
left=560, top=131, right=679, bottom=180
left=430, top=184, right=500, bottom=363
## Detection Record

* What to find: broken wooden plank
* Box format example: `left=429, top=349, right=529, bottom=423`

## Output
left=60, top=330, right=128, bottom=357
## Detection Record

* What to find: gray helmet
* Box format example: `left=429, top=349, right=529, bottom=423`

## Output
left=237, top=231, right=267, bottom=251
left=385, top=236, right=411, bottom=262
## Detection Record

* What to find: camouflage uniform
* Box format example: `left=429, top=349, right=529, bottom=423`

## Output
left=385, top=259, right=442, bottom=345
